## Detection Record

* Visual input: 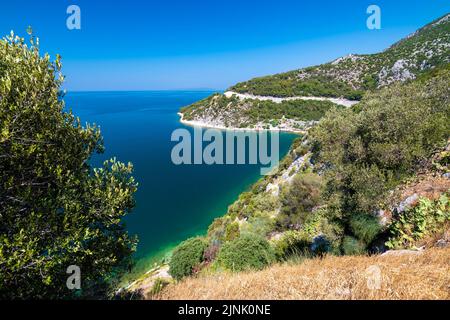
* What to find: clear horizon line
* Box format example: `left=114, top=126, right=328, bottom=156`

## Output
left=63, top=88, right=224, bottom=93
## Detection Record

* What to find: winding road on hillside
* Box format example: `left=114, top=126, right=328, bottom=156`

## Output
left=224, top=91, right=359, bottom=108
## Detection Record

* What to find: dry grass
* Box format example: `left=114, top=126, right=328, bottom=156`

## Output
left=155, top=247, right=450, bottom=300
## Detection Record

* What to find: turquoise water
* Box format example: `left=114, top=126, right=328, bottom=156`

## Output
left=65, top=91, right=297, bottom=275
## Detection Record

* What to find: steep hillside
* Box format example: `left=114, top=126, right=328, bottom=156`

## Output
left=193, top=67, right=449, bottom=261
left=128, top=15, right=450, bottom=300
left=180, top=13, right=449, bottom=131
left=232, top=13, right=450, bottom=97
left=145, top=66, right=449, bottom=299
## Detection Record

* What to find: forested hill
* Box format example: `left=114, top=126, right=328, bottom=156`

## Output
left=230, top=13, right=450, bottom=99
left=179, top=13, right=450, bottom=131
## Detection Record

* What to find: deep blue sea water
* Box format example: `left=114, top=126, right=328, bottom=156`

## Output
left=65, top=91, right=297, bottom=276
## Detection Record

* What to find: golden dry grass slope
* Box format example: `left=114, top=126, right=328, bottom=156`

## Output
left=155, top=247, right=450, bottom=300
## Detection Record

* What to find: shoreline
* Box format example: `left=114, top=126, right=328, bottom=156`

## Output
left=177, top=112, right=306, bottom=134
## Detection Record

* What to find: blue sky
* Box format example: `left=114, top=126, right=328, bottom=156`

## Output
left=0, top=0, right=448, bottom=91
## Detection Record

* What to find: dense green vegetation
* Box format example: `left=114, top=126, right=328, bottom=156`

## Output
left=349, top=214, right=382, bottom=245
left=217, top=235, right=275, bottom=272
left=168, top=237, right=207, bottom=280
left=306, top=66, right=449, bottom=252
left=246, top=99, right=340, bottom=123
left=277, top=173, right=323, bottom=228
left=170, top=64, right=449, bottom=280
left=181, top=93, right=341, bottom=128
left=386, top=194, right=449, bottom=249
left=310, top=67, right=449, bottom=217
left=230, top=13, right=449, bottom=98
left=230, top=72, right=364, bottom=100
left=0, top=32, right=137, bottom=299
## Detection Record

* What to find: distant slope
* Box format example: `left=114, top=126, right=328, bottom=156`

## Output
left=157, top=247, right=450, bottom=300
left=133, top=17, right=450, bottom=298
left=231, top=13, right=450, bottom=98
left=180, top=93, right=341, bottom=131
left=180, top=13, right=449, bottom=131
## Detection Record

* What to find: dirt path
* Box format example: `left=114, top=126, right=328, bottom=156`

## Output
left=224, top=91, right=359, bottom=108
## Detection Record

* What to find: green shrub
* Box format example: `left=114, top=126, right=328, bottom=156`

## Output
left=342, top=236, right=366, bottom=255
left=251, top=193, right=279, bottom=213
left=224, top=222, right=240, bottom=241
left=227, top=192, right=253, bottom=217
left=386, top=194, right=449, bottom=249
left=305, top=210, right=345, bottom=253
left=273, top=231, right=311, bottom=260
left=294, top=144, right=309, bottom=157
left=275, top=210, right=345, bottom=260
left=169, top=237, right=207, bottom=280
left=229, top=70, right=362, bottom=99
left=218, top=235, right=275, bottom=272
left=241, top=214, right=274, bottom=237
left=277, top=173, right=323, bottom=228
left=433, top=149, right=450, bottom=173
left=251, top=178, right=270, bottom=194
left=349, top=213, right=382, bottom=245
left=207, top=217, right=238, bottom=242
left=310, top=68, right=450, bottom=237
left=0, top=32, right=137, bottom=299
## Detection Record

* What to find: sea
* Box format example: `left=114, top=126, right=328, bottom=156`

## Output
left=64, top=90, right=297, bottom=279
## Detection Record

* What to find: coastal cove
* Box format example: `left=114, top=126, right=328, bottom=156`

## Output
left=2, top=4, right=449, bottom=301
left=65, top=91, right=298, bottom=280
